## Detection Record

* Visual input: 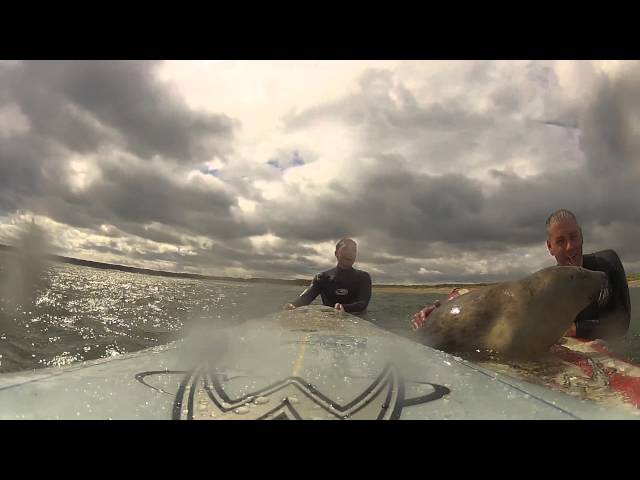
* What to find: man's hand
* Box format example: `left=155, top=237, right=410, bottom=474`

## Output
left=284, top=303, right=296, bottom=311
left=563, top=322, right=577, bottom=337
left=334, top=303, right=345, bottom=314
left=411, top=300, right=441, bottom=330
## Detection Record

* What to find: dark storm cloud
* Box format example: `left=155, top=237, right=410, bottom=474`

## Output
left=0, top=61, right=260, bottom=247
left=579, top=62, right=640, bottom=180
left=51, top=158, right=265, bottom=241
left=3, top=61, right=235, bottom=162
left=0, top=134, right=68, bottom=214
left=257, top=149, right=633, bottom=265
left=286, top=68, right=489, bottom=139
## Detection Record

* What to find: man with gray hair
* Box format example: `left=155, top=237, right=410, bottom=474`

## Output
left=546, top=209, right=631, bottom=339
left=285, top=238, right=372, bottom=314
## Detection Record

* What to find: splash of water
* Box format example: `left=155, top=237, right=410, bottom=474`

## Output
left=1, top=221, right=52, bottom=313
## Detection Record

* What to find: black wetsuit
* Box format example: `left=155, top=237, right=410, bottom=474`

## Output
left=290, top=267, right=372, bottom=313
left=575, top=249, right=631, bottom=339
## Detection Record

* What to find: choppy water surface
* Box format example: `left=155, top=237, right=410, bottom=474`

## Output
left=1, top=254, right=639, bottom=373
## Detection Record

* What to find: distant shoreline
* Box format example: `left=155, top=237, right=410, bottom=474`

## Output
left=1, top=243, right=637, bottom=292
left=372, top=283, right=492, bottom=293
left=376, top=279, right=640, bottom=293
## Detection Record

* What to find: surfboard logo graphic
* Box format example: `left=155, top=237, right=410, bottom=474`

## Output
left=169, top=364, right=450, bottom=420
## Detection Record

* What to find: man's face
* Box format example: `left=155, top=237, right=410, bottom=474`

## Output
left=546, top=219, right=583, bottom=267
left=336, top=243, right=357, bottom=269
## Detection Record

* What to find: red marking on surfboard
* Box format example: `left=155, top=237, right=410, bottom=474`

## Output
left=551, top=340, right=640, bottom=408
left=589, top=340, right=640, bottom=366
left=550, top=345, right=595, bottom=377
left=608, top=373, right=640, bottom=408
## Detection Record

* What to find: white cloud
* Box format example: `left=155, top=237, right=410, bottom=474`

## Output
left=0, top=102, right=30, bottom=136
left=418, top=268, right=443, bottom=276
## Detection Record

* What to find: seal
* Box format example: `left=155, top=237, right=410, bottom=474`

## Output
left=419, top=266, right=608, bottom=359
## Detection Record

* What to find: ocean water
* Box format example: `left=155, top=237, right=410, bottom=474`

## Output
left=1, top=255, right=639, bottom=374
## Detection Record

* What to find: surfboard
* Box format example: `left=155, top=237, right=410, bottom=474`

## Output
left=0, top=306, right=638, bottom=419
left=474, top=336, right=640, bottom=413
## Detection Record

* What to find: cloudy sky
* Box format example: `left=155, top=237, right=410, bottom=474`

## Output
left=0, top=60, right=639, bottom=284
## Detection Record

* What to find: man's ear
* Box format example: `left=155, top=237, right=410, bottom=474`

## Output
left=546, top=239, right=552, bottom=254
